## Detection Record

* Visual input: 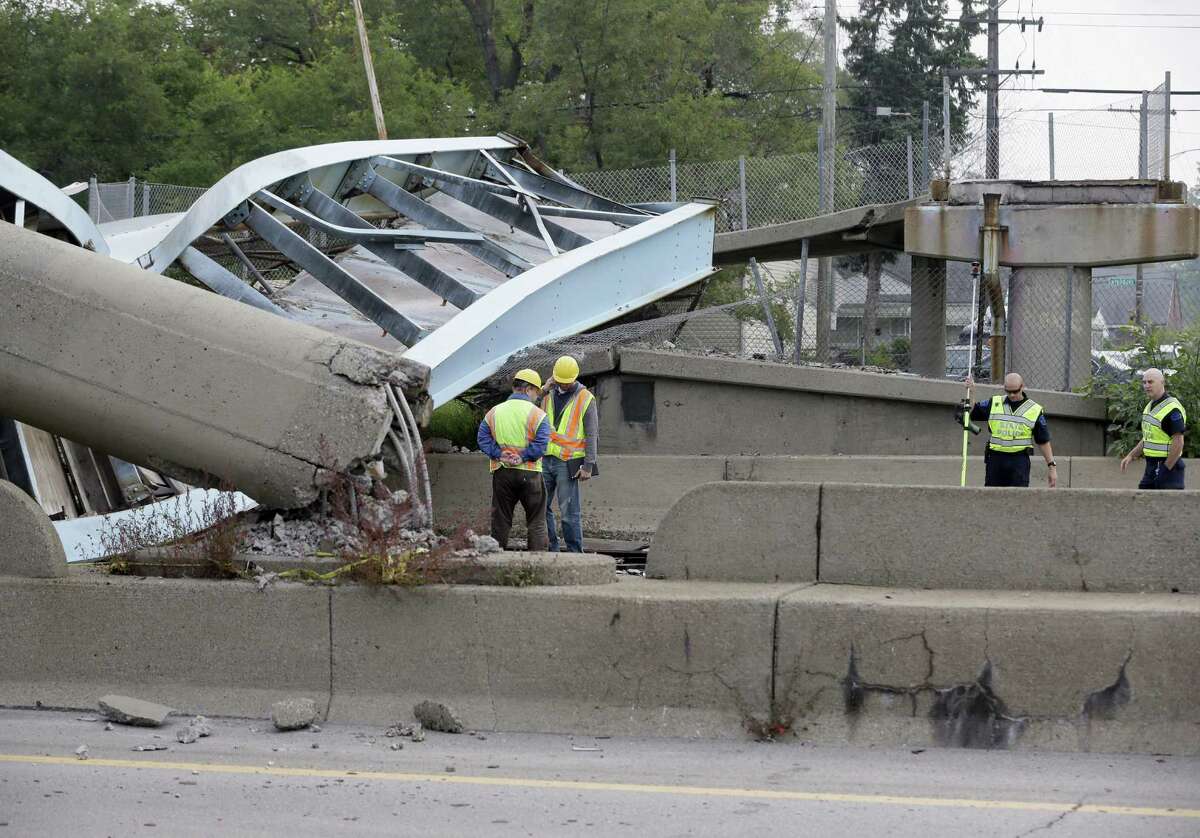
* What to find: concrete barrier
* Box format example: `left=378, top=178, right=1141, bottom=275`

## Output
left=726, top=454, right=1060, bottom=488
left=1069, top=457, right=1197, bottom=490
left=598, top=349, right=1107, bottom=457
left=0, top=480, right=67, bottom=577
left=819, top=483, right=1200, bottom=593
left=774, top=585, right=1200, bottom=754
left=427, top=453, right=725, bottom=539
left=327, top=579, right=781, bottom=735
left=0, top=573, right=331, bottom=718
left=646, top=482, right=819, bottom=583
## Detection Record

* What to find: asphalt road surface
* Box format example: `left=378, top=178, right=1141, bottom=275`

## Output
left=0, top=708, right=1197, bottom=836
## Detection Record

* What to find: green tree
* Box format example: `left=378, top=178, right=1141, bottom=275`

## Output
left=841, top=0, right=982, bottom=149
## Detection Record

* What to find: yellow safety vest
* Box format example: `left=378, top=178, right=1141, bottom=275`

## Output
left=987, top=395, right=1043, bottom=453
left=1141, top=396, right=1186, bottom=458
left=541, top=386, right=594, bottom=461
left=484, top=398, right=546, bottom=473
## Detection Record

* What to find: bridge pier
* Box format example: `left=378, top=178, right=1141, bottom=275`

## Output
left=910, top=256, right=947, bottom=378
left=1009, top=266, right=1093, bottom=391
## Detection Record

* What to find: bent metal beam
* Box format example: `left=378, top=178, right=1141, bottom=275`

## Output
left=0, top=222, right=428, bottom=508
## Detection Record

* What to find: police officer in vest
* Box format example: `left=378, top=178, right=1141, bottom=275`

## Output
left=477, top=369, right=552, bottom=550
left=1120, top=367, right=1187, bottom=489
left=539, top=355, right=599, bottom=553
left=956, top=373, right=1058, bottom=487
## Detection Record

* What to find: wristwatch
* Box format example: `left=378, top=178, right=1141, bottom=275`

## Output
left=1047, top=461, right=1057, bottom=468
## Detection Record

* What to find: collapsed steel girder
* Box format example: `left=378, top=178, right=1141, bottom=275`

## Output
left=1, top=136, right=714, bottom=403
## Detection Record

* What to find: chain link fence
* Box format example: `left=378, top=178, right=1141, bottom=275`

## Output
left=82, top=114, right=1197, bottom=393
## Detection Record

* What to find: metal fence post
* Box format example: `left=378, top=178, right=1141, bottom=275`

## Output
left=906, top=135, right=914, bottom=199
left=1137, top=93, right=1148, bottom=326
left=669, top=149, right=677, bottom=202
left=942, top=75, right=952, bottom=180
left=794, top=238, right=810, bottom=364
left=126, top=176, right=136, bottom=219
left=817, top=127, right=825, bottom=210
left=1163, top=70, right=1171, bottom=180
left=921, top=101, right=930, bottom=190
left=749, top=258, right=784, bottom=359
left=87, top=176, right=98, bottom=223
left=1063, top=265, right=1074, bottom=391
left=1048, top=113, right=1055, bottom=179
left=738, top=155, right=748, bottom=230
left=142, top=179, right=150, bottom=216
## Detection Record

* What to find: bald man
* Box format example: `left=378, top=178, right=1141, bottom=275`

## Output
left=1120, top=368, right=1187, bottom=490
left=956, top=373, right=1057, bottom=487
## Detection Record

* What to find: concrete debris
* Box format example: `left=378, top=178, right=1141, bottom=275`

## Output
left=104, top=723, right=114, bottom=732
left=98, top=695, right=174, bottom=727
left=413, top=701, right=465, bottom=734
left=74, top=745, right=89, bottom=760
left=425, top=437, right=454, bottom=454
left=240, top=498, right=427, bottom=559
left=384, top=722, right=425, bottom=742
left=389, top=742, right=403, bottom=751
left=255, top=571, right=280, bottom=592
left=271, top=698, right=318, bottom=731
left=132, top=744, right=169, bottom=752
left=176, top=716, right=213, bottom=744
left=75, top=715, right=99, bottom=722
left=468, top=533, right=501, bottom=554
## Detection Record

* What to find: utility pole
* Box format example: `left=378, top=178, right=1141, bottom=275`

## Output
left=986, top=0, right=1000, bottom=179
left=1136, top=92, right=1149, bottom=327
left=951, top=8, right=1043, bottom=180
left=351, top=0, right=388, bottom=140
left=815, top=0, right=837, bottom=362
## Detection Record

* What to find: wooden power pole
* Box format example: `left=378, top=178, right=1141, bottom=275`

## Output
left=351, top=0, right=388, bottom=140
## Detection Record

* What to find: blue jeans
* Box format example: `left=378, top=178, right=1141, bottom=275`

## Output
left=543, top=457, right=583, bottom=552
left=1139, top=457, right=1185, bottom=490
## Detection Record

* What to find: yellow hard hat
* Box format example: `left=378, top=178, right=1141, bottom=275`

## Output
left=514, top=368, right=542, bottom=389
left=552, top=355, right=580, bottom=384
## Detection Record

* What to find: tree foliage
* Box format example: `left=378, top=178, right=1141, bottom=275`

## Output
left=0, top=0, right=850, bottom=186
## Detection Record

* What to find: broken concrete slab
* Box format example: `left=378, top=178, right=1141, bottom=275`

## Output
left=774, top=585, right=1200, bottom=755
left=175, top=716, right=212, bottom=744
left=0, top=222, right=429, bottom=508
left=819, top=484, right=1200, bottom=593
left=646, top=482, right=818, bottom=583
left=413, top=701, right=464, bottom=734
left=98, top=694, right=174, bottom=727
left=271, top=698, right=318, bottom=730
left=0, top=479, right=68, bottom=578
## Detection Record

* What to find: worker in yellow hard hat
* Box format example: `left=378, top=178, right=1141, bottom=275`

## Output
left=538, top=355, right=599, bottom=553
left=477, top=368, right=551, bottom=550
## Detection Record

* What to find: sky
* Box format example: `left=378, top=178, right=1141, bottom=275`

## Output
left=825, top=0, right=1200, bottom=185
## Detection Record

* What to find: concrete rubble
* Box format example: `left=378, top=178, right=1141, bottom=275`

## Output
left=271, top=698, right=318, bottom=731
left=413, top=701, right=465, bottom=734
left=97, top=695, right=174, bottom=727
left=176, top=716, right=213, bottom=744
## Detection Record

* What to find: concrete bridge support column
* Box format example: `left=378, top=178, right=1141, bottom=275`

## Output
left=909, top=256, right=947, bottom=378
left=1009, top=266, right=1093, bottom=391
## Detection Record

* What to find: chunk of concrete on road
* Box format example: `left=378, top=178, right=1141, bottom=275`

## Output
left=819, top=484, right=1200, bottom=593
left=0, top=480, right=68, bottom=578
left=272, top=698, right=319, bottom=730
left=98, top=694, right=174, bottom=727
left=647, top=482, right=818, bottom=583
left=774, top=585, right=1200, bottom=755
left=328, top=579, right=782, bottom=737
left=413, top=700, right=464, bottom=734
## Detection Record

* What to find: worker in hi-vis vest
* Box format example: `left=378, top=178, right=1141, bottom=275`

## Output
left=538, top=355, right=599, bottom=553
left=955, top=373, right=1057, bottom=487
left=1121, top=367, right=1188, bottom=490
left=477, top=369, right=551, bottom=550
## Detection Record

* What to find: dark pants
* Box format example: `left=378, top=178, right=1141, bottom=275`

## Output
left=984, top=449, right=1031, bottom=487
left=490, top=467, right=549, bottom=550
left=1139, top=457, right=1185, bottom=490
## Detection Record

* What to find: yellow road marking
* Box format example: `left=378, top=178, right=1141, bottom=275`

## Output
left=0, top=753, right=1196, bottom=819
